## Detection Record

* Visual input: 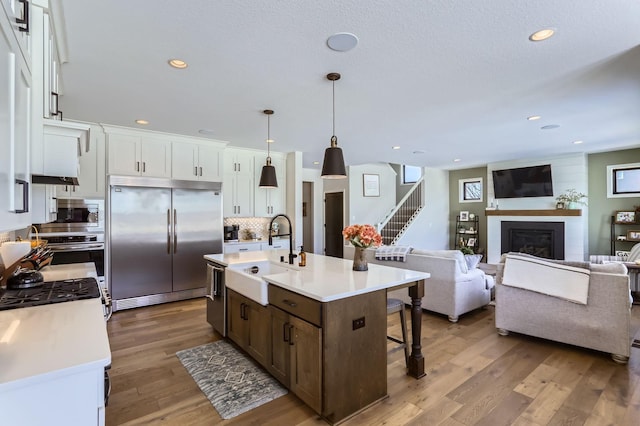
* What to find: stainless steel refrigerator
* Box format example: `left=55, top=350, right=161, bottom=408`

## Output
left=108, top=176, right=223, bottom=310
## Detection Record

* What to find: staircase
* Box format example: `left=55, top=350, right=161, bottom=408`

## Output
left=378, top=177, right=424, bottom=245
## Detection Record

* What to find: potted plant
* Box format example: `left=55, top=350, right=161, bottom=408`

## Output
left=555, top=189, right=587, bottom=209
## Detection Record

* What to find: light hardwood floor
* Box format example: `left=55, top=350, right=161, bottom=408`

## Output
left=105, top=298, right=640, bottom=425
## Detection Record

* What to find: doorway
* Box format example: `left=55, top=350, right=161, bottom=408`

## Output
left=302, top=182, right=314, bottom=253
left=324, top=191, right=344, bottom=258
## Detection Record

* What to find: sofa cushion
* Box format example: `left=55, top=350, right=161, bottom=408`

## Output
left=590, top=262, right=628, bottom=274
left=411, top=249, right=468, bottom=274
left=464, top=254, right=483, bottom=270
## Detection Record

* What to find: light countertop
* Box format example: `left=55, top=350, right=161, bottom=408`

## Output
left=0, top=263, right=111, bottom=392
left=204, top=251, right=429, bottom=302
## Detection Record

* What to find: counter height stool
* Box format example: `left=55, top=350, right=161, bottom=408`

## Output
left=386, top=298, right=409, bottom=368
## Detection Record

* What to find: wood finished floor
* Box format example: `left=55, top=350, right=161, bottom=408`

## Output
left=105, top=299, right=640, bottom=425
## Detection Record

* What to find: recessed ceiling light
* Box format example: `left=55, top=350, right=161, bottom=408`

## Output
left=573, top=140, right=584, bottom=145
left=135, top=119, right=149, bottom=125
left=266, top=139, right=274, bottom=143
left=327, top=33, right=359, bottom=52
left=541, top=124, right=560, bottom=130
left=198, top=129, right=216, bottom=135
left=527, top=115, right=541, bottom=121
left=529, top=28, right=555, bottom=42
left=313, top=161, right=320, bottom=165
left=168, top=59, right=188, bottom=69
left=453, top=158, right=461, bottom=162
left=392, top=146, right=400, bottom=150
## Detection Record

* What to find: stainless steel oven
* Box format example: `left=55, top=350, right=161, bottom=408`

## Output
left=34, top=199, right=105, bottom=282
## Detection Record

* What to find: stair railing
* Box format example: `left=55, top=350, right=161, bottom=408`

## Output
left=377, top=177, right=425, bottom=245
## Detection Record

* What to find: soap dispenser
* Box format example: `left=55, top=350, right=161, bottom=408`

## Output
left=298, top=246, right=306, bottom=267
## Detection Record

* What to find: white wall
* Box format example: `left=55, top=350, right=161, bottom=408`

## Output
left=398, top=167, right=450, bottom=249
left=286, top=152, right=303, bottom=250
left=486, top=153, right=589, bottom=262
left=347, top=163, right=397, bottom=225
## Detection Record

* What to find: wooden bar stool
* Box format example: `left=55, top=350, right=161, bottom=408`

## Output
left=386, top=298, right=409, bottom=367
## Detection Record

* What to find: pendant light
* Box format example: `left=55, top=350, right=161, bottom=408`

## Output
left=321, top=72, right=347, bottom=179
left=259, top=109, right=278, bottom=188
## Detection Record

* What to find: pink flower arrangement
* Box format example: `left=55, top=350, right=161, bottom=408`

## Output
left=342, top=224, right=382, bottom=248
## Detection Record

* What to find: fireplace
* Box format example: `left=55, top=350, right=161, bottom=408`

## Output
left=501, top=221, right=565, bottom=260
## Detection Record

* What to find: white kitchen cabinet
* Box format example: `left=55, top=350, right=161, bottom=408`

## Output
left=58, top=123, right=106, bottom=198
left=224, top=148, right=254, bottom=217
left=1, top=0, right=30, bottom=67
left=261, top=238, right=289, bottom=251
left=107, top=133, right=171, bottom=178
left=254, top=152, right=286, bottom=217
left=0, top=6, right=31, bottom=232
left=172, top=140, right=223, bottom=182
left=31, top=183, right=56, bottom=223
left=223, top=241, right=262, bottom=254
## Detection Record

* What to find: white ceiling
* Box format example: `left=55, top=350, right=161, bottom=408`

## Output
left=57, top=0, right=640, bottom=170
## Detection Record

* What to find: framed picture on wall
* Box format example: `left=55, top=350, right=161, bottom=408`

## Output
left=363, top=174, right=380, bottom=197
left=615, top=211, right=636, bottom=223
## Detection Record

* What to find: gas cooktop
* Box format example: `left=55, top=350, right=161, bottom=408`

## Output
left=0, top=277, right=101, bottom=311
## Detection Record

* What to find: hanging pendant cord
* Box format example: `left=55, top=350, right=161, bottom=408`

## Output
left=267, top=114, right=271, bottom=158
left=332, top=80, right=336, bottom=138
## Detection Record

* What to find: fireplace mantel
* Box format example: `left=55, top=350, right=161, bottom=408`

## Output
left=485, top=209, right=582, bottom=217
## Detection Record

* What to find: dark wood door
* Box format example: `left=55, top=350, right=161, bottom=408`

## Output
left=246, top=300, right=270, bottom=368
left=268, top=306, right=291, bottom=387
left=226, top=289, right=248, bottom=348
left=324, top=192, right=344, bottom=258
left=290, top=315, right=322, bottom=414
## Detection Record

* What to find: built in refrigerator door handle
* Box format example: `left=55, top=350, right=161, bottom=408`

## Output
left=173, top=209, right=177, bottom=253
left=167, top=209, right=171, bottom=254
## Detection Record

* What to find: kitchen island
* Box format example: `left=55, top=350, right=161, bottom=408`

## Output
left=0, top=263, right=111, bottom=426
left=204, top=250, right=429, bottom=424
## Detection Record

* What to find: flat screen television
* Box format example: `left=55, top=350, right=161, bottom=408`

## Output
left=492, top=164, right=553, bottom=199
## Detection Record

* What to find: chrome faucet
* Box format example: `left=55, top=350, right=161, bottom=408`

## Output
left=269, top=214, right=297, bottom=264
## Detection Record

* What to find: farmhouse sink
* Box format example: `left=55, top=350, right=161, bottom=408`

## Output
left=226, top=261, right=290, bottom=305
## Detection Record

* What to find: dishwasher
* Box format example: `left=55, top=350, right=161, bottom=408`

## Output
left=206, top=262, right=226, bottom=336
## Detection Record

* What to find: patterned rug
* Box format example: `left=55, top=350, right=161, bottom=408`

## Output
left=176, top=340, right=288, bottom=419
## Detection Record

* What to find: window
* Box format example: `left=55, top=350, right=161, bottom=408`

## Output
left=607, top=162, right=640, bottom=198
left=459, top=177, right=483, bottom=203
left=402, top=165, right=422, bottom=184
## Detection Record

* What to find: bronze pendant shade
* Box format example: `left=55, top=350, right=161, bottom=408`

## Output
left=321, top=73, right=347, bottom=179
left=259, top=109, right=278, bottom=188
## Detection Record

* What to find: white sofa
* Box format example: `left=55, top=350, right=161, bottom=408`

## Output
left=344, top=246, right=493, bottom=322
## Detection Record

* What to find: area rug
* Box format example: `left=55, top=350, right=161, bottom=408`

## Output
left=176, top=340, right=288, bottom=419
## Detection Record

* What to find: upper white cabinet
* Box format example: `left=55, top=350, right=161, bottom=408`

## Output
left=0, top=3, right=32, bottom=232
left=1, top=0, right=31, bottom=66
left=254, top=152, right=286, bottom=217
left=172, top=140, right=223, bottom=182
left=224, top=148, right=254, bottom=217
left=107, top=132, right=171, bottom=178
left=57, top=123, right=105, bottom=198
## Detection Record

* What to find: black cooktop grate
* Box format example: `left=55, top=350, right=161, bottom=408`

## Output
left=0, top=277, right=100, bottom=310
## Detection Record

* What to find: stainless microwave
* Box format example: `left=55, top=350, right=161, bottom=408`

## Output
left=37, top=199, right=104, bottom=232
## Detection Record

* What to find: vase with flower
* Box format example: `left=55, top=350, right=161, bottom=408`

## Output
left=342, top=224, right=383, bottom=271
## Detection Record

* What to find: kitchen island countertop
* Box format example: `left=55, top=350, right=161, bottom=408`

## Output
left=204, top=250, right=429, bottom=302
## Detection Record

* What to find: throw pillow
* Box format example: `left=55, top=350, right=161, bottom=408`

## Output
left=464, top=254, right=483, bottom=270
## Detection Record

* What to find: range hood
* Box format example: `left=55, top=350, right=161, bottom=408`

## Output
left=31, top=119, right=90, bottom=187
left=32, top=175, right=79, bottom=185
